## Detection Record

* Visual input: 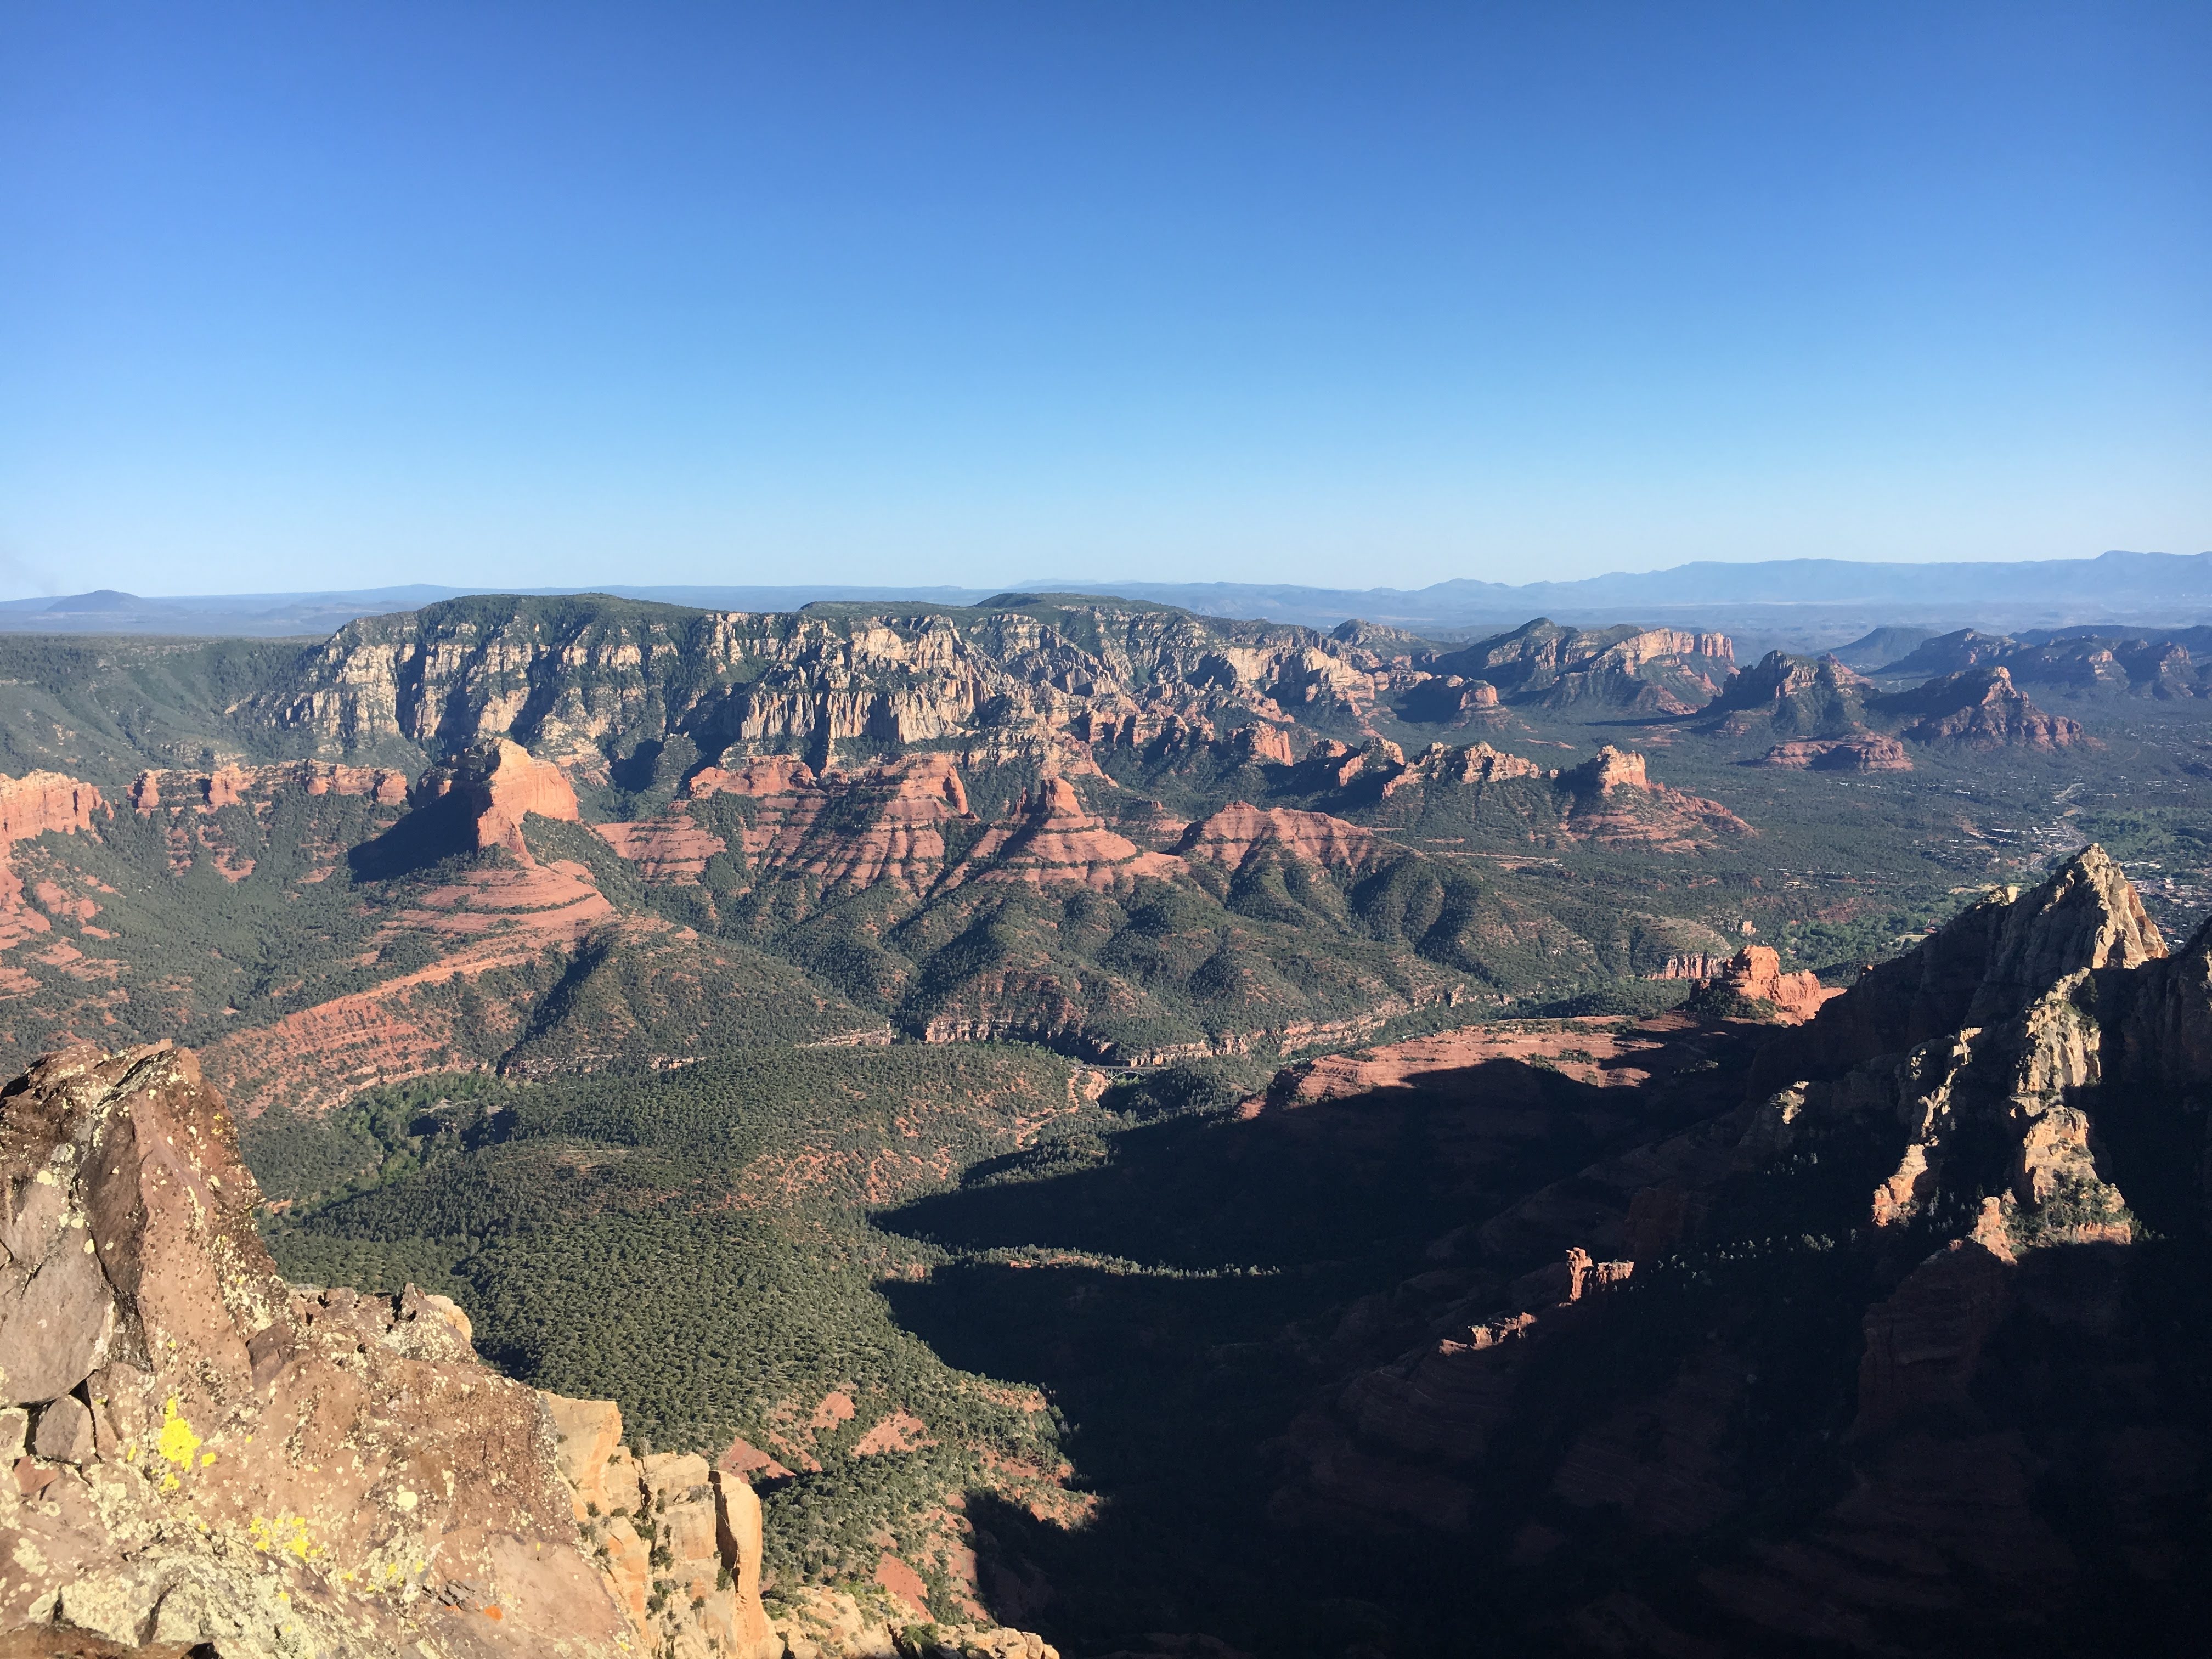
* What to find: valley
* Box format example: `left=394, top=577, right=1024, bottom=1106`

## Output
left=5, top=591, right=2212, bottom=1656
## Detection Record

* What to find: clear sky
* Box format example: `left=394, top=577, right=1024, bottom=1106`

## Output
left=3, top=2, right=2207, bottom=597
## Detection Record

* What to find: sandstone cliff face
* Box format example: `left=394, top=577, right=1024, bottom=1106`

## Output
left=684, top=753, right=974, bottom=893
left=1759, top=847, right=2164, bottom=1091
left=128, top=763, right=411, bottom=813
left=413, top=738, right=584, bottom=854
left=0, top=775, right=109, bottom=957
left=0, top=776, right=106, bottom=845
left=1751, top=733, right=1912, bottom=771
left=0, top=1043, right=634, bottom=1657
left=241, top=597, right=1418, bottom=774
left=1683, top=945, right=1835, bottom=1023
left=235, top=597, right=1754, bottom=791
left=943, top=778, right=1182, bottom=893
left=1433, top=621, right=1734, bottom=713
left=1554, top=746, right=1752, bottom=849
left=1876, top=665, right=2087, bottom=750
left=1271, top=846, right=2210, bottom=1649
left=1701, top=650, right=1874, bottom=737
left=544, top=1396, right=777, bottom=1659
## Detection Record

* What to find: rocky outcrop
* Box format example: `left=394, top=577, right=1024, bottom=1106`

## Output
left=413, top=738, right=584, bottom=854
left=238, top=595, right=1418, bottom=772
left=545, top=1397, right=777, bottom=1659
left=1399, top=740, right=1547, bottom=786
left=943, top=778, right=1181, bottom=891
left=1751, top=734, right=1912, bottom=771
left=3, top=1042, right=1060, bottom=1658
left=1556, top=746, right=1752, bottom=849
left=1700, top=651, right=1872, bottom=737
left=1685, top=945, right=1836, bottom=1023
left=1269, top=844, right=2212, bottom=1647
left=1880, top=628, right=2017, bottom=678
left=1175, top=803, right=1381, bottom=873
left=594, top=812, right=729, bottom=882
left=1433, top=621, right=1734, bottom=713
left=1223, top=724, right=1295, bottom=766
left=0, top=774, right=109, bottom=956
left=1876, top=667, right=2086, bottom=750
left=685, top=753, right=974, bottom=893
left=0, top=1042, right=635, bottom=1656
left=128, top=762, right=410, bottom=812
left=0, top=775, right=106, bottom=845
left=1758, top=848, right=2163, bottom=1091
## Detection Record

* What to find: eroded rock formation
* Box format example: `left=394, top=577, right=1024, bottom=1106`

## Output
left=413, top=738, right=584, bottom=854
left=1752, top=734, right=1913, bottom=771
left=0, top=1043, right=634, bottom=1656
left=1175, top=803, right=1380, bottom=873
left=0, top=774, right=108, bottom=956
left=944, top=778, right=1181, bottom=891
left=1875, top=666, right=2086, bottom=751
left=1272, top=846, right=2212, bottom=1649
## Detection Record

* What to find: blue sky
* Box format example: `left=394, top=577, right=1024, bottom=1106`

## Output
left=3, top=2, right=2207, bottom=596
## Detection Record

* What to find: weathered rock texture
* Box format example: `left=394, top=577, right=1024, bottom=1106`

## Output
left=0, top=775, right=109, bottom=957
left=1173, top=803, right=1380, bottom=873
left=1273, top=847, right=2212, bottom=1650
left=685, top=753, right=974, bottom=892
left=1684, top=945, right=1836, bottom=1023
left=944, top=778, right=1182, bottom=891
left=413, top=738, right=584, bottom=854
left=0, top=1043, right=636, bottom=1656
left=1752, top=733, right=1913, bottom=771
left=0, top=1041, right=1062, bottom=1658
left=128, top=763, right=410, bottom=813
left=1874, top=666, right=2087, bottom=750
left=1430, top=621, right=1735, bottom=713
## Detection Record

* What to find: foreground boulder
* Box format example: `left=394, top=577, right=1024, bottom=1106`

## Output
left=0, top=1043, right=640, bottom=1657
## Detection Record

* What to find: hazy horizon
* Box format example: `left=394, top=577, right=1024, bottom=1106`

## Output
left=10, top=545, right=2212, bottom=608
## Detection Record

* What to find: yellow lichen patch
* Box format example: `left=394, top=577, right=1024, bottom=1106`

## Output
left=249, top=1513, right=321, bottom=1560
left=157, top=1396, right=202, bottom=1471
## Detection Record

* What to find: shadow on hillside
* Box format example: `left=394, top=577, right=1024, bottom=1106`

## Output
left=873, top=1051, right=1735, bottom=1655
left=347, top=793, right=475, bottom=881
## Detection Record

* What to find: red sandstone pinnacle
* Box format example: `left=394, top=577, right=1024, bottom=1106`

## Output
left=1228, top=724, right=1296, bottom=766
left=1708, top=946, right=1837, bottom=1023
left=410, top=739, right=582, bottom=855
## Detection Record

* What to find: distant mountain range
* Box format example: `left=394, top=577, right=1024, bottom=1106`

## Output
left=8, top=549, right=2212, bottom=644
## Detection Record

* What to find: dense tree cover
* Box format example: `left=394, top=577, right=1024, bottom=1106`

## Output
left=254, top=1042, right=1104, bottom=1607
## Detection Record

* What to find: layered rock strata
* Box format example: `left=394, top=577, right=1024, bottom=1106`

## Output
left=0, top=774, right=108, bottom=956
left=1751, top=734, right=1913, bottom=771
left=942, top=778, right=1181, bottom=891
